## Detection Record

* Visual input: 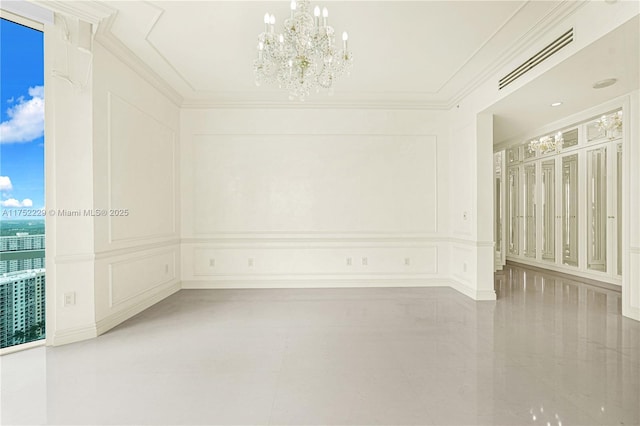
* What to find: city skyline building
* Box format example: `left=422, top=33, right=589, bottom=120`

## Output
left=0, top=269, right=46, bottom=348
left=0, top=234, right=45, bottom=274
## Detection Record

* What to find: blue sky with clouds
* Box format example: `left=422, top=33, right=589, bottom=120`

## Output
left=0, top=18, right=44, bottom=216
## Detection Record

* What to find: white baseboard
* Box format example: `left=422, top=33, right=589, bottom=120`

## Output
left=449, top=280, right=497, bottom=301
left=96, top=281, right=181, bottom=336
left=0, top=339, right=46, bottom=356
left=50, top=324, right=98, bottom=346
left=182, top=278, right=450, bottom=290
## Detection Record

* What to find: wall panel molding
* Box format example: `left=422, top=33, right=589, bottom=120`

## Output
left=191, top=133, right=438, bottom=235
left=107, top=91, right=177, bottom=244
left=97, top=281, right=180, bottom=336
left=93, top=31, right=183, bottom=106
left=95, top=239, right=180, bottom=260
left=108, top=248, right=178, bottom=308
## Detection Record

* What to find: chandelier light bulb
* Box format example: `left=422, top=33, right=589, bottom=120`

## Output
left=254, top=0, right=353, bottom=100
left=595, top=110, right=623, bottom=139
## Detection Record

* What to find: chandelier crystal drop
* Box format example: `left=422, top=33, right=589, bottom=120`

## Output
left=596, top=110, right=623, bottom=139
left=253, top=0, right=353, bottom=101
left=528, top=131, right=563, bottom=154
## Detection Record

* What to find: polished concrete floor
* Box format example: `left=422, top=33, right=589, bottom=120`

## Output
left=1, top=264, right=639, bottom=425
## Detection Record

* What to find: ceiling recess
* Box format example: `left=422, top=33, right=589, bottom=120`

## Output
left=499, top=28, right=574, bottom=90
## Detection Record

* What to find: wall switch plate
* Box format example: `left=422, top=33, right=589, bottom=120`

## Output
left=362, top=257, right=368, bottom=266
left=209, top=258, right=215, bottom=267
left=404, top=257, right=411, bottom=266
left=346, top=257, right=352, bottom=266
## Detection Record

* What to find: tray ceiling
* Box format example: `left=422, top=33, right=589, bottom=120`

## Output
left=90, top=0, right=571, bottom=107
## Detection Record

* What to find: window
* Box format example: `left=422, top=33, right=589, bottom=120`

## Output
left=0, top=14, right=46, bottom=350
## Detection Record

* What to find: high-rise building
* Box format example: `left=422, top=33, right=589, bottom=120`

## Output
left=0, top=235, right=45, bottom=274
left=0, top=269, right=46, bottom=348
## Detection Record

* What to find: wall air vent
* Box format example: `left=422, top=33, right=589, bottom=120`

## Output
left=499, top=28, right=574, bottom=90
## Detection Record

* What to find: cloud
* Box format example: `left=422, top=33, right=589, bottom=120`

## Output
left=0, top=176, right=12, bottom=191
left=0, top=86, right=44, bottom=144
left=1, top=198, right=33, bottom=208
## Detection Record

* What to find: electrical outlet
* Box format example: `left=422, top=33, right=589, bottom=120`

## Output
left=346, top=257, right=352, bottom=266
left=404, top=257, right=411, bottom=266
left=209, top=258, right=215, bottom=267
left=248, top=258, right=254, bottom=267
left=64, top=292, right=76, bottom=306
left=463, top=211, right=468, bottom=220
left=362, top=257, right=368, bottom=266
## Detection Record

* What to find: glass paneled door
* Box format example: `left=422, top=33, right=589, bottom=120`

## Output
left=562, top=154, right=578, bottom=267
left=507, top=166, right=520, bottom=256
left=524, top=164, right=536, bottom=258
left=617, top=144, right=622, bottom=276
left=541, top=160, right=555, bottom=262
left=587, top=147, right=607, bottom=272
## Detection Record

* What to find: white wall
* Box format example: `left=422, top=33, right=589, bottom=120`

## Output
left=181, top=108, right=451, bottom=288
left=45, top=14, right=181, bottom=345
left=447, top=110, right=495, bottom=300
left=625, top=91, right=640, bottom=320
left=45, top=15, right=97, bottom=345
left=92, top=42, right=181, bottom=334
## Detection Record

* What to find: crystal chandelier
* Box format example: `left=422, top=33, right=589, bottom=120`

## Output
left=253, top=0, right=353, bottom=100
left=528, top=131, right=563, bottom=154
left=596, top=110, right=623, bottom=139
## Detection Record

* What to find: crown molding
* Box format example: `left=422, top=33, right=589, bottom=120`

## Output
left=181, top=98, right=450, bottom=110
left=33, top=0, right=586, bottom=111
left=94, top=13, right=184, bottom=107
left=447, top=0, right=587, bottom=110
left=32, top=0, right=114, bottom=25
left=32, top=0, right=184, bottom=107
left=183, top=1, right=586, bottom=111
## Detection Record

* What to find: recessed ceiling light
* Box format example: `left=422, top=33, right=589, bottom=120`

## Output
left=592, top=78, right=618, bottom=89
left=550, top=102, right=563, bottom=107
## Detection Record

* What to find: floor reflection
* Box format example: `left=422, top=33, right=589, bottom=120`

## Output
left=1, top=265, right=638, bottom=425
left=492, top=262, right=639, bottom=426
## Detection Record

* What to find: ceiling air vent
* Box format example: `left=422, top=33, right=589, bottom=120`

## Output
left=499, top=28, right=573, bottom=90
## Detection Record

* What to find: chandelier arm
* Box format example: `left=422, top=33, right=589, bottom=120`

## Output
left=254, top=0, right=352, bottom=100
